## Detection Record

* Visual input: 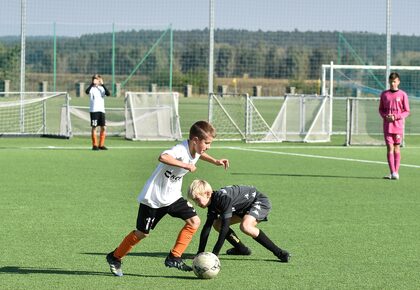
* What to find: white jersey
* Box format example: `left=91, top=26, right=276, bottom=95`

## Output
left=88, top=85, right=107, bottom=113
left=137, top=140, right=200, bottom=208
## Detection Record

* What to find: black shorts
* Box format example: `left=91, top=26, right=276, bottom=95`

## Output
left=136, top=197, right=197, bottom=234
left=235, top=193, right=271, bottom=222
left=90, top=112, right=106, bottom=127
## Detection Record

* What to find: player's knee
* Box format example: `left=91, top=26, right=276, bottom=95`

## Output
left=187, top=215, right=200, bottom=229
left=134, top=229, right=148, bottom=239
left=239, top=222, right=254, bottom=236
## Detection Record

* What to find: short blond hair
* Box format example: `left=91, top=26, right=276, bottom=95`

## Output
left=188, top=179, right=213, bottom=200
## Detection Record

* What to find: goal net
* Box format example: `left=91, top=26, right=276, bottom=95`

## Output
left=322, top=63, right=420, bottom=145
left=0, top=92, right=70, bottom=138
left=344, top=97, right=384, bottom=146
left=208, top=93, right=331, bottom=142
left=125, top=92, right=182, bottom=140
left=60, top=106, right=126, bottom=137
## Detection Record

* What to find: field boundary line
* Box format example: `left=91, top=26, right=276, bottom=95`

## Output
left=227, top=146, right=420, bottom=169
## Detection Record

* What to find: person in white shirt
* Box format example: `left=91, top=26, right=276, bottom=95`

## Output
left=106, top=121, right=229, bottom=277
left=85, top=74, right=110, bottom=150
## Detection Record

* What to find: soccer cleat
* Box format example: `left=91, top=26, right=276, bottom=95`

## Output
left=391, top=172, right=399, bottom=180
left=164, top=253, right=192, bottom=271
left=276, top=250, right=290, bottom=263
left=99, top=146, right=108, bottom=150
left=92, top=146, right=99, bottom=151
left=106, top=251, right=123, bottom=277
left=226, top=247, right=252, bottom=256
left=383, top=174, right=392, bottom=180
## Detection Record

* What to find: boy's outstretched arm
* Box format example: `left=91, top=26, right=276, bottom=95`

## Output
left=200, top=152, right=229, bottom=170
left=159, top=153, right=197, bottom=172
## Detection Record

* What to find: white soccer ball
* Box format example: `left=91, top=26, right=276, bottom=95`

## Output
left=192, top=252, right=221, bottom=279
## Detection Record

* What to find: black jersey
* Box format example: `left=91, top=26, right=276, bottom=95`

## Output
left=208, top=185, right=260, bottom=220
left=198, top=185, right=266, bottom=255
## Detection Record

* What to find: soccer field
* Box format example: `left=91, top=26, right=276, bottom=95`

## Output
left=1, top=137, right=420, bottom=289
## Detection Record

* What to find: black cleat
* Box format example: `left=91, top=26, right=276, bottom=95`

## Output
left=164, top=253, right=192, bottom=271
left=106, top=251, right=123, bottom=276
left=99, top=146, right=108, bottom=150
left=226, top=247, right=252, bottom=256
left=92, top=146, right=99, bottom=151
left=276, top=250, right=290, bottom=263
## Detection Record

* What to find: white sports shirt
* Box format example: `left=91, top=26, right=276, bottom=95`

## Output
left=88, top=85, right=107, bottom=113
left=137, top=140, right=201, bottom=208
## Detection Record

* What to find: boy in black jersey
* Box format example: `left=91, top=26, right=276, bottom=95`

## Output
left=188, top=179, right=290, bottom=262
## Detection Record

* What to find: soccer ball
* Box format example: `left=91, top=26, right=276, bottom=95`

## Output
left=192, top=252, right=221, bottom=279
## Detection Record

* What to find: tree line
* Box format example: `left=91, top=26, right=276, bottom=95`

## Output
left=2, top=29, right=420, bottom=91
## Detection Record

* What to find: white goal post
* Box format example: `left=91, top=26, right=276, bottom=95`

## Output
left=208, top=93, right=331, bottom=142
left=321, top=63, right=420, bottom=145
left=125, top=92, right=182, bottom=140
left=0, top=92, right=70, bottom=138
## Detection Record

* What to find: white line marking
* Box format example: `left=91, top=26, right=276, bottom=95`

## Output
left=227, top=146, right=420, bottom=169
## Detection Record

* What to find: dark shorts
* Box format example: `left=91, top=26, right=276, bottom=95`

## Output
left=90, top=112, right=106, bottom=127
left=235, top=193, right=271, bottom=222
left=136, top=197, right=197, bottom=234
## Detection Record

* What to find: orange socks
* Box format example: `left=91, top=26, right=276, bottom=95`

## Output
left=99, top=130, right=106, bottom=147
left=113, top=231, right=140, bottom=260
left=170, top=224, right=197, bottom=258
left=91, top=131, right=98, bottom=147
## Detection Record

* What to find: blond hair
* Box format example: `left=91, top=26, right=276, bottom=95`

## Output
left=188, top=179, right=213, bottom=200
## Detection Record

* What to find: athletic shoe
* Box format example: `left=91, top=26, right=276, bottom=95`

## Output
left=99, top=146, right=108, bottom=150
left=391, top=172, right=399, bottom=180
left=92, top=146, right=99, bottom=151
left=226, top=247, right=252, bottom=255
left=106, top=251, right=123, bottom=277
left=164, top=253, right=192, bottom=271
left=383, top=174, right=392, bottom=180
left=276, top=250, right=290, bottom=263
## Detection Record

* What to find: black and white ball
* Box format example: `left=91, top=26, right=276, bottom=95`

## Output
left=192, top=252, right=221, bottom=279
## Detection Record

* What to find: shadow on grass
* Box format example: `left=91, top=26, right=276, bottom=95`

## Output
left=0, top=266, right=196, bottom=280
left=83, top=251, right=169, bottom=258
left=231, top=172, right=379, bottom=180
left=84, top=251, right=284, bottom=263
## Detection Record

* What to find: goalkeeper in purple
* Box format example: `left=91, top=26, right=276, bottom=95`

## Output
left=188, top=179, right=290, bottom=262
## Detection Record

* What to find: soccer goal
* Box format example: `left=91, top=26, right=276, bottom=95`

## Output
left=61, top=106, right=126, bottom=137
left=0, top=92, right=70, bottom=138
left=321, top=63, right=420, bottom=145
left=125, top=92, right=182, bottom=140
left=208, top=93, right=331, bottom=142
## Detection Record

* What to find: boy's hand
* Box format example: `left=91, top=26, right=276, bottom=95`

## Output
left=386, top=114, right=395, bottom=122
left=185, top=163, right=197, bottom=172
left=216, top=159, right=229, bottom=170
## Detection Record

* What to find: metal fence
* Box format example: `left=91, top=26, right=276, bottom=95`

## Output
left=1, top=0, right=420, bottom=99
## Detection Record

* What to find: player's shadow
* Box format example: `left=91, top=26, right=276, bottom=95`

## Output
left=0, top=265, right=195, bottom=280
left=231, top=172, right=379, bottom=180
left=83, top=251, right=169, bottom=258
left=84, top=252, right=284, bottom=264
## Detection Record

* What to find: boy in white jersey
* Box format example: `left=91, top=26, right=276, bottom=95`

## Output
left=188, top=179, right=290, bottom=263
left=85, top=74, right=110, bottom=151
left=106, top=121, right=229, bottom=276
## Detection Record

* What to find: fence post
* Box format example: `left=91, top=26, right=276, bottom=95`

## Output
left=76, top=82, right=85, bottom=97
left=253, top=85, right=262, bottom=97
left=184, top=84, right=192, bottom=97
left=150, top=83, right=157, bottom=92
left=217, top=85, right=228, bottom=94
